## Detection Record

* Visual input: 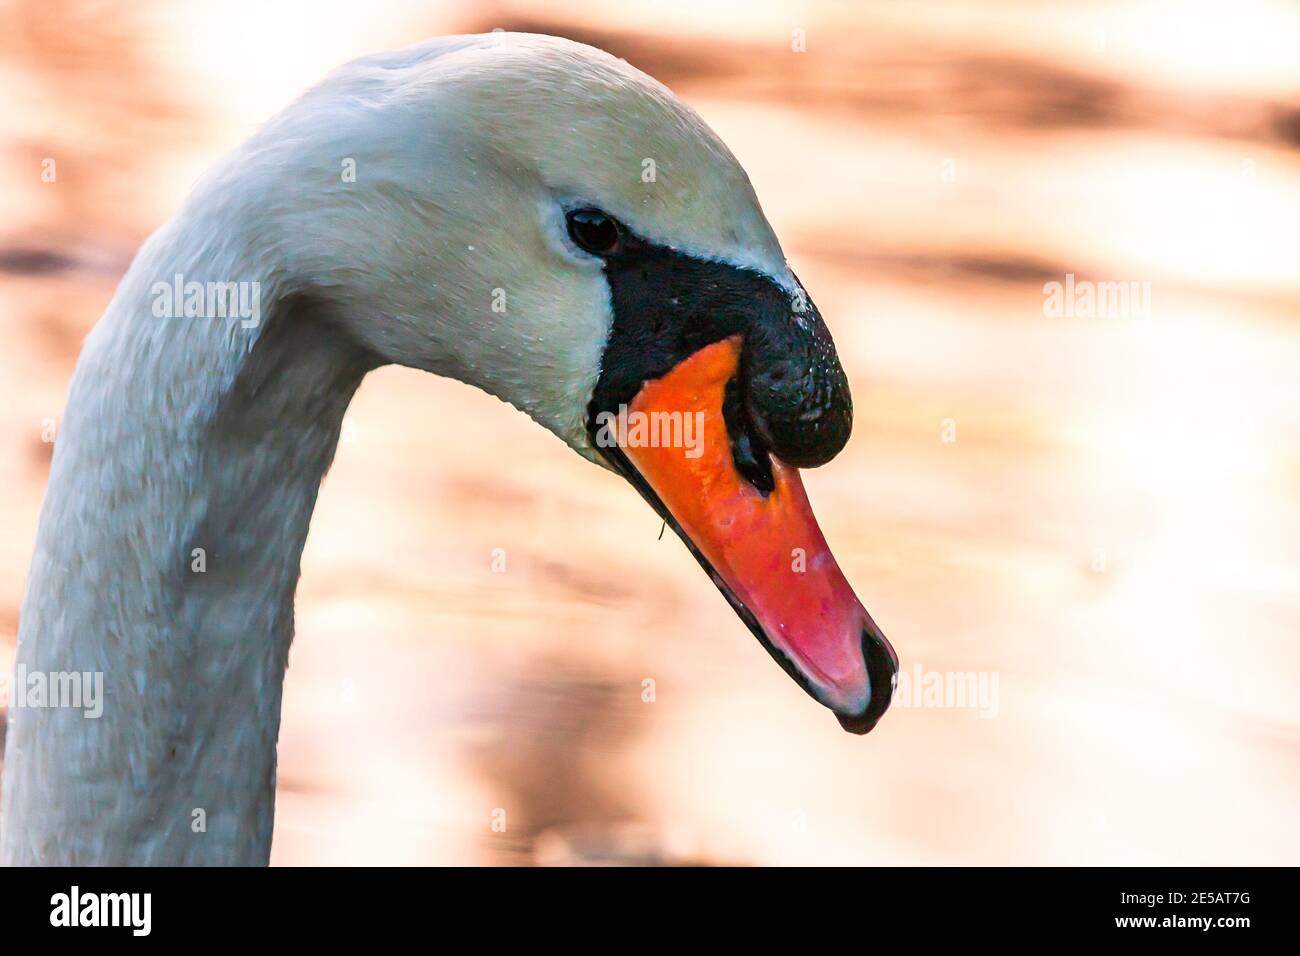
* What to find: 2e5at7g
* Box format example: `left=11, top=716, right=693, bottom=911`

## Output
left=1121, top=892, right=1252, bottom=908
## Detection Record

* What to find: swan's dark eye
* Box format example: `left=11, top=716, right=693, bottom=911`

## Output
left=566, top=207, right=623, bottom=256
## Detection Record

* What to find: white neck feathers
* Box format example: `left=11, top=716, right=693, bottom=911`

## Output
left=1, top=204, right=370, bottom=864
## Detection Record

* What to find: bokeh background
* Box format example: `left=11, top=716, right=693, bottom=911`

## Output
left=2, top=0, right=1298, bottom=864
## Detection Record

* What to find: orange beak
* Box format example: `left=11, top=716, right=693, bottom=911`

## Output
left=602, top=337, right=897, bottom=733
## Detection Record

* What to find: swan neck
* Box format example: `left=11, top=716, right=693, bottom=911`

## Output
left=1, top=235, right=374, bottom=863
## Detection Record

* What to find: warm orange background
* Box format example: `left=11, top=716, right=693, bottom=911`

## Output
left=1, top=0, right=1297, bottom=865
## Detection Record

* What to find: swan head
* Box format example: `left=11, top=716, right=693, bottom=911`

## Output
left=249, top=33, right=897, bottom=733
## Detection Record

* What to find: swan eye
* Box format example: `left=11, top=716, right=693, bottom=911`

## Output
left=566, top=207, right=623, bottom=256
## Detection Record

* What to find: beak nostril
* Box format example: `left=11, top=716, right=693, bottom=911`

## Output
left=722, top=375, right=775, bottom=495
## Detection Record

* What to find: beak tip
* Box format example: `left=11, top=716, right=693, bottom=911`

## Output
left=835, top=709, right=885, bottom=735
left=832, top=623, right=898, bottom=736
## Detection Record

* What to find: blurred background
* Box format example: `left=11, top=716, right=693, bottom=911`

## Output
left=1, top=0, right=1298, bottom=865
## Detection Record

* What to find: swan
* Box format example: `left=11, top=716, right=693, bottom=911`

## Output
left=0, top=32, right=898, bottom=865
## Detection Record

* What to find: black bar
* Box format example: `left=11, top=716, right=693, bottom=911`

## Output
left=0, top=866, right=1282, bottom=942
